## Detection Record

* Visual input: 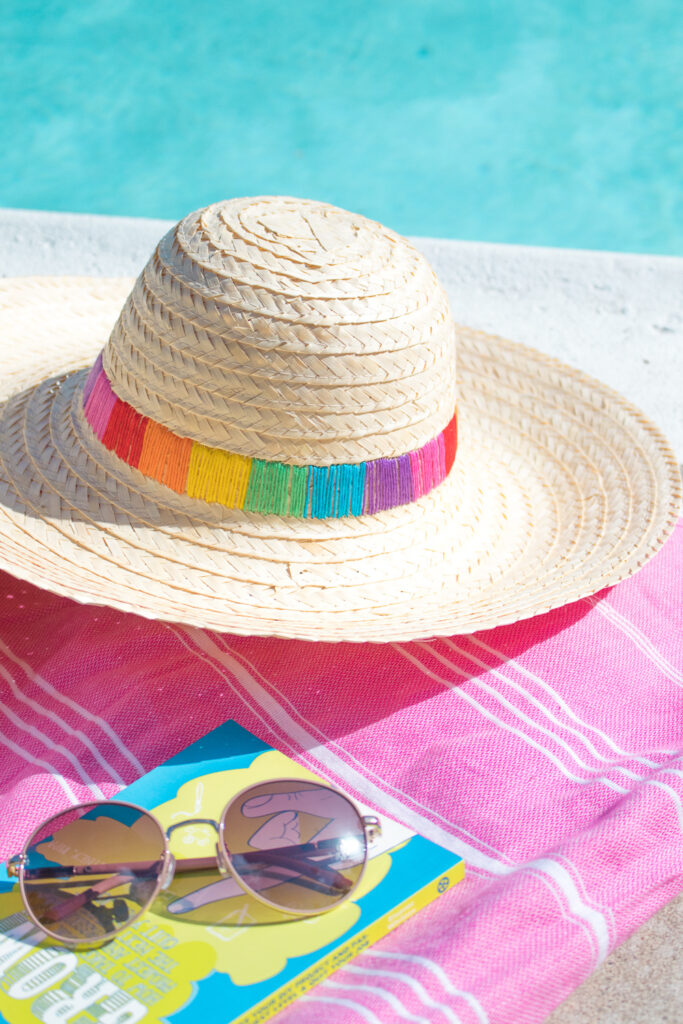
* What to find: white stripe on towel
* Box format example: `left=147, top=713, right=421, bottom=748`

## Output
left=0, top=637, right=144, bottom=773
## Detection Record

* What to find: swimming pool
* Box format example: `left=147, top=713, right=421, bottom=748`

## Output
left=2, top=0, right=682, bottom=254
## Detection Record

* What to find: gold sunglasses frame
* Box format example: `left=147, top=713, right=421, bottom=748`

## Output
left=7, top=777, right=382, bottom=947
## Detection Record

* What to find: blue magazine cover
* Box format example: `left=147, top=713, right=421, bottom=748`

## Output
left=0, top=719, right=464, bottom=1024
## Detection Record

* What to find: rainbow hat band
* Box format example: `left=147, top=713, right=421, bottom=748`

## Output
left=0, top=196, right=678, bottom=644
left=82, top=353, right=458, bottom=519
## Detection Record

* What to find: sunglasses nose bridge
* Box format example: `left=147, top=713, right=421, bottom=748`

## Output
left=165, top=817, right=220, bottom=840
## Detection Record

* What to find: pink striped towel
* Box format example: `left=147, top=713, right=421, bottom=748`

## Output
left=0, top=521, right=682, bottom=1024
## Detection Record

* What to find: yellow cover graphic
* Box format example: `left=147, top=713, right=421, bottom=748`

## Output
left=0, top=720, right=464, bottom=1024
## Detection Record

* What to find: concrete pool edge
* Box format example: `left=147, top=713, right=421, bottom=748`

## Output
left=1, top=206, right=681, bottom=460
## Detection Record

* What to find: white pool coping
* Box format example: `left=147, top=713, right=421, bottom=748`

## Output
left=1, top=207, right=681, bottom=460
left=0, top=207, right=681, bottom=1020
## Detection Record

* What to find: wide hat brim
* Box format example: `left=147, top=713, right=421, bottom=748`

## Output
left=0, top=277, right=680, bottom=643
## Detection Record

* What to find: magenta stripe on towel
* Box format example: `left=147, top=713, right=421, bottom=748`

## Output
left=0, top=520, right=682, bottom=1024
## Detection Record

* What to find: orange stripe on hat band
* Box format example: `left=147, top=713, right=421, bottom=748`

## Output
left=81, top=353, right=457, bottom=519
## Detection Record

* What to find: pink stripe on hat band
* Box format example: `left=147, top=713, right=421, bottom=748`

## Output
left=83, top=370, right=117, bottom=439
left=82, top=351, right=104, bottom=407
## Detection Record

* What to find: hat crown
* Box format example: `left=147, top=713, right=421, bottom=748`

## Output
left=103, top=196, right=456, bottom=465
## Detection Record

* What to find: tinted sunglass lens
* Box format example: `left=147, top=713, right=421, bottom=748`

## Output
left=21, top=803, right=166, bottom=943
left=221, top=780, right=367, bottom=914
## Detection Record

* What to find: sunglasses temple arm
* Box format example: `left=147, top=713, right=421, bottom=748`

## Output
left=32, top=845, right=352, bottom=923
left=30, top=858, right=218, bottom=925
left=234, top=850, right=352, bottom=892
left=31, top=856, right=214, bottom=929
left=41, top=872, right=133, bottom=924
left=173, top=853, right=350, bottom=890
left=24, top=840, right=344, bottom=881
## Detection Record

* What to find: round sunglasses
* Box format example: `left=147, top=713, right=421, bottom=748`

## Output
left=6, top=778, right=382, bottom=946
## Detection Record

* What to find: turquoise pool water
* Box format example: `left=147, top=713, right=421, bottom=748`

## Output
left=2, top=0, right=682, bottom=253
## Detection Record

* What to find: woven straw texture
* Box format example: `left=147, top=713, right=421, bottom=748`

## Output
left=0, top=201, right=679, bottom=642
left=104, top=197, right=456, bottom=464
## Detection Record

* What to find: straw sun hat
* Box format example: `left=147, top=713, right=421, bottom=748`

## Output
left=0, top=196, right=679, bottom=642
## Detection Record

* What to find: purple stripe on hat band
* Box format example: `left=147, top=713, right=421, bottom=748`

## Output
left=362, top=454, right=415, bottom=514
left=379, top=459, right=399, bottom=512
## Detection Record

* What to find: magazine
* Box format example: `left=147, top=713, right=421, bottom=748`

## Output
left=0, top=719, right=464, bottom=1024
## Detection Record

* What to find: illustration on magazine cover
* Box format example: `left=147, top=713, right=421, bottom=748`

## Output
left=0, top=720, right=463, bottom=1024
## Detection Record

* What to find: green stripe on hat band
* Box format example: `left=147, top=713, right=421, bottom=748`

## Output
left=82, top=353, right=458, bottom=518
